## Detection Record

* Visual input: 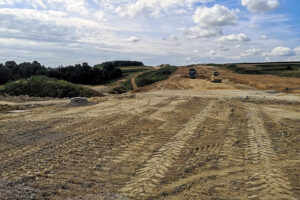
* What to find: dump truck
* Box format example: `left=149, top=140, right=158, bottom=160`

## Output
left=211, top=71, right=222, bottom=83
left=189, top=68, right=198, bottom=79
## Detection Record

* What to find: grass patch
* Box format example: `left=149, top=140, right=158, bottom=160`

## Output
left=0, top=76, right=102, bottom=98
left=121, top=68, right=151, bottom=76
left=100, top=66, right=152, bottom=85
left=212, top=63, right=300, bottom=78
left=135, top=65, right=178, bottom=87
left=109, top=79, right=133, bottom=94
left=277, top=69, right=300, bottom=78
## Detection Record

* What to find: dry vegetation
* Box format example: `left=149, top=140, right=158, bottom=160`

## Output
left=0, top=66, right=300, bottom=200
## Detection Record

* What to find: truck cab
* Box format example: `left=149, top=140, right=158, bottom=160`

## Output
left=189, top=68, right=198, bottom=79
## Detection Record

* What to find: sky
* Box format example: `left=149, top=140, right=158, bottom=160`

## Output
left=0, top=0, right=300, bottom=67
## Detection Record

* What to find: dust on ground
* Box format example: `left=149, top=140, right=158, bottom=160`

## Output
left=0, top=66, right=299, bottom=200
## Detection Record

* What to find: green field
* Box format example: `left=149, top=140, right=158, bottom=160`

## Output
left=211, top=62, right=300, bottom=78
left=119, top=66, right=153, bottom=76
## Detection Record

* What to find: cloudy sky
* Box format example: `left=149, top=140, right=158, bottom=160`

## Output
left=0, top=0, right=299, bottom=67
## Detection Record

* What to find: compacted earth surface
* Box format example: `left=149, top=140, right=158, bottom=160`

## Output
left=0, top=66, right=300, bottom=200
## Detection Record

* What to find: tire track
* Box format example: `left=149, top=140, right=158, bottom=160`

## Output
left=154, top=100, right=249, bottom=200
left=10, top=98, right=176, bottom=196
left=118, top=101, right=215, bottom=198
left=0, top=98, right=170, bottom=177
left=92, top=98, right=205, bottom=192
left=245, top=104, right=297, bottom=200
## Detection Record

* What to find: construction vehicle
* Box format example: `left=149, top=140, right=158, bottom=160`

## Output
left=189, top=68, right=198, bottom=79
left=211, top=71, right=222, bottom=83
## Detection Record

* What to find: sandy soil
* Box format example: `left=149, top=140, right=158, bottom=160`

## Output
left=0, top=67, right=299, bottom=200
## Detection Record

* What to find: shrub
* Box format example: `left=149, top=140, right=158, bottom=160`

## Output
left=135, top=65, right=177, bottom=87
left=0, top=76, right=102, bottom=98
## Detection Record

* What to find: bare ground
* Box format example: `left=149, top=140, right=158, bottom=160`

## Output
left=0, top=66, right=299, bottom=200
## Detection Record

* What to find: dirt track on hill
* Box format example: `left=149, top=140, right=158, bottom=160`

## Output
left=0, top=66, right=300, bottom=200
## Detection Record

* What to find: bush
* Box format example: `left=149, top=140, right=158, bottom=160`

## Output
left=109, top=79, right=133, bottom=94
left=95, top=61, right=144, bottom=69
left=0, top=76, right=102, bottom=98
left=135, top=65, right=177, bottom=87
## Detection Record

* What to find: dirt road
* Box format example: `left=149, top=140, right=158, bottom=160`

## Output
left=0, top=67, right=299, bottom=200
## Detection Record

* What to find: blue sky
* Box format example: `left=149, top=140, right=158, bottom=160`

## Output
left=0, top=0, right=299, bottom=67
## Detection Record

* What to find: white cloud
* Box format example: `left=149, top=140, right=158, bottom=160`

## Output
left=241, top=0, right=279, bottom=13
left=0, top=0, right=297, bottom=66
left=170, top=35, right=178, bottom=40
left=193, top=4, right=237, bottom=26
left=294, top=47, right=300, bottom=55
left=217, top=33, right=250, bottom=42
left=95, top=10, right=105, bottom=21
left=260, top=35, right=268, bottom=39
left=32, top=0, right=47, bottom=9
left=115, top=0, right=214, bottom=17
left=269, top=46, right=293, bottom=56
left=187, top=4, right=237, bottom=39
left=186, top=25, right=222, bottom=38
left=209, top=50, right=216, bottom=55
left=127, top=36, right=140, bottom=42
left=220, top=46, right=228, bottom=51
left=47, top=0, right=89, bottom=15
left=0, top=0, right=21, bottom=5
left=241, top=48, right=262, bottom=57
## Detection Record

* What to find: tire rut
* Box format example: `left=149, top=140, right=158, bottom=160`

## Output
left=118, top=101, right=216, bottom=198
left=245, top=104, right=297, bottom=200
left=153, top=100, right=249, bottom=200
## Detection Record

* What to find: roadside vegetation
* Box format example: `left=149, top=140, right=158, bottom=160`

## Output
left=109, top=79, right=133, bottom=94
left=135, top=65, right=178, bottom=87
left=209, top=62, right=300, bottom=78
left=0, top=76, right=102, bottom=98
left=120, top=66, right=153, bottom=76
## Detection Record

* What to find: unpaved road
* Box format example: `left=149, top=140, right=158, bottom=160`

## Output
left=0, top=67, right=300, bottom=200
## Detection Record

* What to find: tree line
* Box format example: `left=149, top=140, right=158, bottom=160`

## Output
left=95, top=60, right=144, bottom=70
left=0, top=61, right=146, bottom=85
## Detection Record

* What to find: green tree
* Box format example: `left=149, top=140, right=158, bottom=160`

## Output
left=0, top=64, right=12, bottom=84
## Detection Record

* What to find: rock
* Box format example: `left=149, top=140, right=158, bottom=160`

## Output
left=70, top=97, right=88, bottom=104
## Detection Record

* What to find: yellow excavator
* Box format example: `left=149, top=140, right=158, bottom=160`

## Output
left=211, top=71, right=222, bottom=83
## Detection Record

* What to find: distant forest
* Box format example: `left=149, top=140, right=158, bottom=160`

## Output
left=0, top=60, right=144, bottom=85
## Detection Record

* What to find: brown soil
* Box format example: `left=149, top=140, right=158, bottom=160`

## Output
left=139, top=65, right=300, bottom=93
left=0, top=67, right=299, bottom=200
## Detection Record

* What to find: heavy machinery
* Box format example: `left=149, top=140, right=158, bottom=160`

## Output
left=211, top=71, right=222, bottom=83
left=189, top=68, right=198, bottom=79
